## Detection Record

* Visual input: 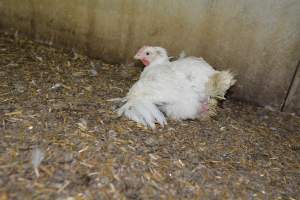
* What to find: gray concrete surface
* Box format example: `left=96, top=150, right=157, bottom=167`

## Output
left=0, top=0, right=299, bottom=112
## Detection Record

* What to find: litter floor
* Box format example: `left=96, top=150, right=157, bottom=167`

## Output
left=0, top=33, right=299, bottom=200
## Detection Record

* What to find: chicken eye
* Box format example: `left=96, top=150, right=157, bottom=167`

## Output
left=145, top=52, right=150, bottom=56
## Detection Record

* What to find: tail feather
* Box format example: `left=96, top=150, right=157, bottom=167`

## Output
left=179, top=51, right=186, bottom=59
left=118, top=99, right=167, bottom=129
left=205, top=70, right=236, bottom=99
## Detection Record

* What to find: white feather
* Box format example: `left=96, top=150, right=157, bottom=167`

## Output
left=31, top=148, right=45, bottom=177
left=179, top=51, right=186, bottom=59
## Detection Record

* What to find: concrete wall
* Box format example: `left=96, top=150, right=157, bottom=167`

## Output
left=0, top=0, right=300, bottom=112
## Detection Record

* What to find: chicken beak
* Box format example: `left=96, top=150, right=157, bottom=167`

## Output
left=133, top=54, right=149, bottom=66
left=134, top=53, right=142, bottom=60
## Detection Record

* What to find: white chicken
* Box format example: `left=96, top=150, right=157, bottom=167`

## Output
left=117, top=46, right=236, bottom=128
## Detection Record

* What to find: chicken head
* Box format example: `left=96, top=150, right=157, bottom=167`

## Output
left=134, top=46, right=168, bottom=66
